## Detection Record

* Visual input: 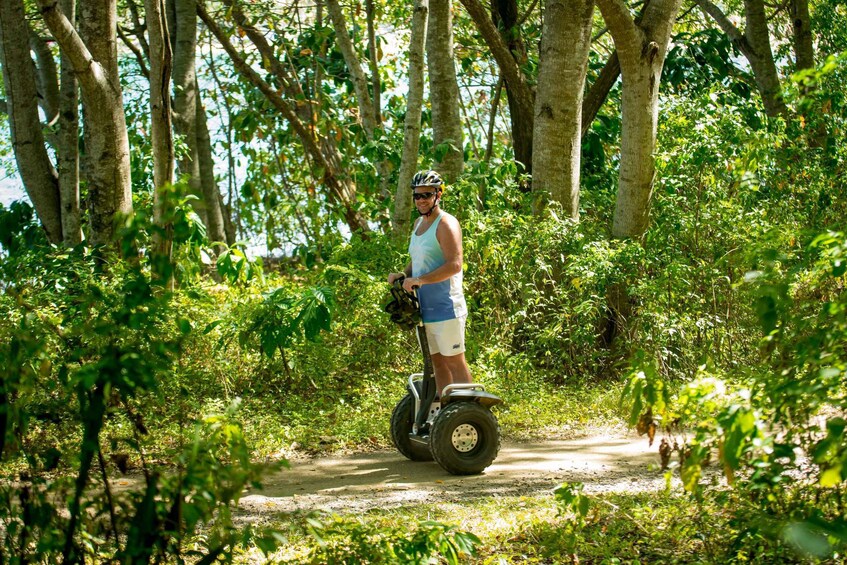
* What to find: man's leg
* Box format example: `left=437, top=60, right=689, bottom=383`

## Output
left=432, top=352, right=472, bottom=398
left=431, top=353, right=451, bottom=399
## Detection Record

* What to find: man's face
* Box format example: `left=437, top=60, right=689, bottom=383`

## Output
left=413, top=187, right=439, bottom=213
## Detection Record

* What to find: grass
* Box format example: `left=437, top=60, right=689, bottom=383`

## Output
left=238, top=488, right=827, bottom=564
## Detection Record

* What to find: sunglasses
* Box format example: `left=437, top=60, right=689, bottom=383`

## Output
left=413, top=192, right=436, bottom=201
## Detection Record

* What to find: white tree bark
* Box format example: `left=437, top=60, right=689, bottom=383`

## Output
left=392, top=0, right=429, bottom=238
left=0, top=0, right=63, bottom=243
left=427, top=0, right=464, bottom=183
left=38, top=0, right=133, bottom=245
left=532, top=0, right=594, bottom=219
left=597, top=0, right=681, bottom=240
left=58, top=0, right=81, bottom=245
left=145, top=0, right=175, bottom=267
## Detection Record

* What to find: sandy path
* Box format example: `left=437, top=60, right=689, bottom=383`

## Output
left=237, top=433, right=665, bottom=519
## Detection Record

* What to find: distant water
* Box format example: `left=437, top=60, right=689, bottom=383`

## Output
left=0, top=177, right=27, bottom=207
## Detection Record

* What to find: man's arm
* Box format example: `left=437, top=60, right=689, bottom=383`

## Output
left=388, top=262, right=412, bottom=284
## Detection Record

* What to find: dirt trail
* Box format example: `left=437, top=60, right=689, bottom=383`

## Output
left=237, top=433, right=665, bottom=519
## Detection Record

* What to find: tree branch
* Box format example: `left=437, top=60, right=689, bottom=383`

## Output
left=695, top=0, right=753, bottom=59
left=117, top=25, right=150, bottom=78
left=197, top=2, right=332, bottom=191
left=325, top=0, right=377, bottom=135
left=595, top=0, right=642, bottom=59
left=35, top=0, right=103, bottom=93
left=457, top=0, right=532, bottom=100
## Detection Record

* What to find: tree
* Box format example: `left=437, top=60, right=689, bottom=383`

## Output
left=696, top=0, right=788, bottom=117
left=198, top=0, right=371, bottom=237
left=37, top=0, right=133, bottom=245
left=57, top=0, right=82, bottom=246
left=392, top=0, right=429, bottom=237
left=790, top=0, right=814, bottom=72
left=598, top=0, right=682, bottom=240
left=0, top=0, right=63, bottom=244
left=168, top=0, right=227, bottom=247
left=427, top=0, right=464, bottom=183
left=458, top=0, right=535, bottom=178
left=325, top=0, right=393, bottom=205
left=145, top=0, right=176, bottom=270
left=596, top=0, right=681, bottom=346
left=531, top=0, right=594, bottom=219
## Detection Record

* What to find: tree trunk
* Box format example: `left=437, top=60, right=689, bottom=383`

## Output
left=38, top=0, right=133, bottom=245
left=145, top=0, right=175, bottom=270
left=742, top=0, right=786, bottom=117
left=0, top=0, right=63, bottom=243
left=696, top=0, right=787, bottom=117
left=597, top=0, right=681, bottom=347
left=169, top=0, right=204, bottom=220
left=458, top=0, right=535, bottom=179
left=427, top=0, right=464, bottom=183
left=196, top=101, right=227, bottom=247
left=392, top=0, right=428, bottom=238
left=790, top=0, right=814, bottom=72
left=58, top=0, right=82, bottom=245
left=598, top=0, right=681, bottom=239
left=532, top=0, right=594, bottom=219
left=29, top=30, right=60, bottom=124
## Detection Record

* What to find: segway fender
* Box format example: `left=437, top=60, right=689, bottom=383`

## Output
left=443, top=390, right=503, bottom=408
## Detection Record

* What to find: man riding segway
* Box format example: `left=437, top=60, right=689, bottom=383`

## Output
left=386, top=170, right=501, bottom=475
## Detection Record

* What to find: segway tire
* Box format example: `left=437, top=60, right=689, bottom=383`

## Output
left=430, top=402, right=500, bottom=475
left=390, top=393, right=433, bottom=461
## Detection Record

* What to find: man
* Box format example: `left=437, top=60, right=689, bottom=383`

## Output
left=387, top=170, right=472, bottom=399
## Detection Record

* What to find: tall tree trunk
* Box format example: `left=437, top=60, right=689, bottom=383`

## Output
left=365, top=0, right=381, bottom=126
left=145, top=0, right=175, bottom=271
left=790, top=0, right=814, bottom=71
left=169, top=0, right=204, bottom=219
left=58, top=0, right=82, bottom=245
left=532, top=0, right=594, bottom=219
left=198, top=1, right=370, bottom=236
left=597, top=0, right=681, bottom=346
left=39, top=0, right=133, bottom=245
left=29, top=31, right=60, bottom=124
left=392, top=0, right=428, bottom=238
left=598, top=0, right=681, bottom=239
left=196, top=101, right=227, bottom=247
left=696, top=0, right=787, bottom=117
left=427, top=0, right=464, bottom=183
left=0, top=0, right=63, bottom=243
left=458, top=0, right=535, bottom=179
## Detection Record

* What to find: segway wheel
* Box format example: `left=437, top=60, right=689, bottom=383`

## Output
left=390, top=393, right=433, bottom=461
left=430, top=402, right=500, bottom=475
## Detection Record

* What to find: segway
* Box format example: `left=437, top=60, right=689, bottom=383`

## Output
left=386, top=278, right=502, bottom=475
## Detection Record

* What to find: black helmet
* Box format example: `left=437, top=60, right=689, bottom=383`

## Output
left=411, top=170, right=443, bottom=189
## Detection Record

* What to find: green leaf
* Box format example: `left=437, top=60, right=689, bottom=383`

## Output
left=820, top=465, right=842, bottom=487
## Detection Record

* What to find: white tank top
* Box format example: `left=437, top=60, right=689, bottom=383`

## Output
left=409, top=212, right=467, bottom=323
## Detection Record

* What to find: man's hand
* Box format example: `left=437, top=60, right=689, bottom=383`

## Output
left=402, top=277, right=422, bottom=293
left=387, top=272, right=405, bottom=284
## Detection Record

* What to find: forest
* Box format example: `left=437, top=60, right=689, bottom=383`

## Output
left=0, top=0, right=845, bottom=561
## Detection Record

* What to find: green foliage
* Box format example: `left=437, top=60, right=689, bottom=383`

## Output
left=298, top=512, right=478, bottom=564
left=0, top=209, right=282, bottom=562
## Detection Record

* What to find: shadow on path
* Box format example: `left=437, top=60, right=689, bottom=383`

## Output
left=237, top=434, right=665, bottom=519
